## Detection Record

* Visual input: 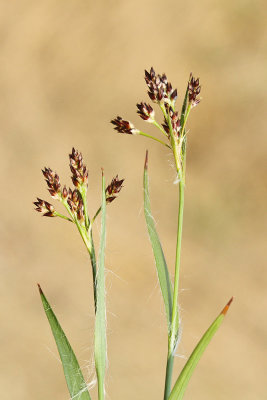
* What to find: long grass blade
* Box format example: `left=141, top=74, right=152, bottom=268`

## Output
left=144, top=151, right=173, bottom=330
left=94, top=171, right=107, bottom=400
left=38, top=284, right=91, bottom=400
left=169, top=297, right=233, bottom=400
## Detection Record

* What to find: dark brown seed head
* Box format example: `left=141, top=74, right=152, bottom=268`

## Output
left=188, top=74, right=201, bottom=107
left=67, top=188, right=81, bottom=214
left=69, top=148, right=88, bottom=188
left=106, top=175, right=124, bottom=203
left=144, top=67, right=178, bottom=105
left=111, top=117, right=138, bottom=135
left=77, top=199, right=84, bottom=221
left=34, top=198, right=56, bottom=217
left=42, top=167, right=61, bottom=199
left=62, top=185, right=68, bottom=199
left=136, top=102, right=154, bottom=121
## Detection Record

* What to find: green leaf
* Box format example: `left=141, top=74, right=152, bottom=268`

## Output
left=94, top=172, right=107, bottom=400
left=38, top=284, right=91, bottom=400
left=169, top=297, right=233, bottom=400
left=143, top=151, right=173, bottom=330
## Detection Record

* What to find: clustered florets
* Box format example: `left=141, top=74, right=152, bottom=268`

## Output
left=69, top=148, right=89, bottom=188
left=136, top=102, right=154, bottom=122
left=111, top=117, right=138, bottom=135
left=162, top=105, right=181, bottom=138
left=34, top=198, right=56, bottom=217
left=42, top=168, right=61, bottom=199
left=34, top=148, right=124, bottom=221
left=145, top=67, right=178, bottom=105
left=111, top=67, right=201, bottom=147
left=188, top=74, right=201, bottom=107
left=106, top=175, right=124, bottom=203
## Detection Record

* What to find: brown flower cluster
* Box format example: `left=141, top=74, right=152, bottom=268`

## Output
left=162, top=105, right=181, bottom=138
left=106, top=175, right=124, bottom=203
left=69, top=148, right=88, bottom=188
left=66, top=188, right=84, bottom=221
left=188, top=74, right=201, bottom=107
left=34, top=148, right=89, bottom=220
left=111, top=117, right=138, bottom=135
left=34, top=198, right=56, bottom=217
left=42, top=168, right=61, bottom=199
left=136, top=102, right=154, bottom=122
left=34, top=148, right=124, bottom=221
left=145, top=67, right=178, bottom=105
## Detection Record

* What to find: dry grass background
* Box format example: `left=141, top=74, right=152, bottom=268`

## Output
left=0, top=1, right=266, bottom=399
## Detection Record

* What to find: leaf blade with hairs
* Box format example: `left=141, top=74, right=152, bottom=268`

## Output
left=143, top=151, right=173, bottom=330
left=169, top=297, right=233, bottom=400
left=94, top=172, right=107, bottom=400
left=38, top=284, right=91, bottom=400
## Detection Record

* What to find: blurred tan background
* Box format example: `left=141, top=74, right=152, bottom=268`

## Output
left=0, top=1, right=266, bottom=399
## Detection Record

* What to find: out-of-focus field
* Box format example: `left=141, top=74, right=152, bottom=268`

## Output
left=0, top=1, right=266, bottom=399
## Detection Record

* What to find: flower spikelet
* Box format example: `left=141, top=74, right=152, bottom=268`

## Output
left=111, top=117, right=138, bottom=135
left=136, top=102, right=155, bottom=122
left=106, top=175, right=124, bottom=203
left=34, top=198, right=56, bottom=217
left=69, top=148, right=88, bottom=188
left=188, top=74, right=201, bottom=107
left=144, top=67, right=178, bottom=105
left=42, top=168, right=61, bottom=199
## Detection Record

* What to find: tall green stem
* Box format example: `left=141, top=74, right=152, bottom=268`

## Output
left=164, top=353, right=174, bottom=400
left=164, top=179, right=185, bottom=400
left=62, top=199, right=97, bottom=313
left=170, top=180, right=184, bottom=347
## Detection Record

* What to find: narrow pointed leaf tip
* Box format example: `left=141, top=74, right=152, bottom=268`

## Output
left=38, top=285, right=91, bottom=400
left=221, top=296, right=233, bottom=315
left=169, top=297, right=233, bottom=400
left=144, top=150, right=148, bottom=170
left=37, top=283, right=42, bottom=294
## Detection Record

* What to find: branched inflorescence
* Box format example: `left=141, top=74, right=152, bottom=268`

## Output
left=111, top=67, right=201, bottom=182
left=34, top=148, right=124, bottom=224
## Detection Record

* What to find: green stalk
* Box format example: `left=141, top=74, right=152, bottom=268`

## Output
left=138, top=130, right=171, bottom=148
left=164, top=179, right=184, bottom=399
left=163, top=100, right=189, bottom=399
left=62, top=199, right=97, bottom=312
left=170, top=180, right=184, bottom=349
left=164, top=354, right=174, bottom=400
left=54, top=211, right=73, bottom=222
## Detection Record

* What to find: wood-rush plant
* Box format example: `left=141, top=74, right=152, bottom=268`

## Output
left=34, top=68, right=232, bottom=400
left=34, top=148, right=123, bottom=400
left=111, top=67, right=233, bottom=400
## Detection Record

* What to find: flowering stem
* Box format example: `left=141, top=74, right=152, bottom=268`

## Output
left=163, top=100, right=188, bottom=398
left=171, top=180, right=184, bottom=345
left=63, top=199, right=97, bottom=312
left=164, top=179, right=184, bottom=400
left=54, top=212, right=73, bottom=222
left=139, top=131, right=171, bottom=148
left=92, top=206, right=102, bottom=224
left=164, top=354, right=174, bottom=400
